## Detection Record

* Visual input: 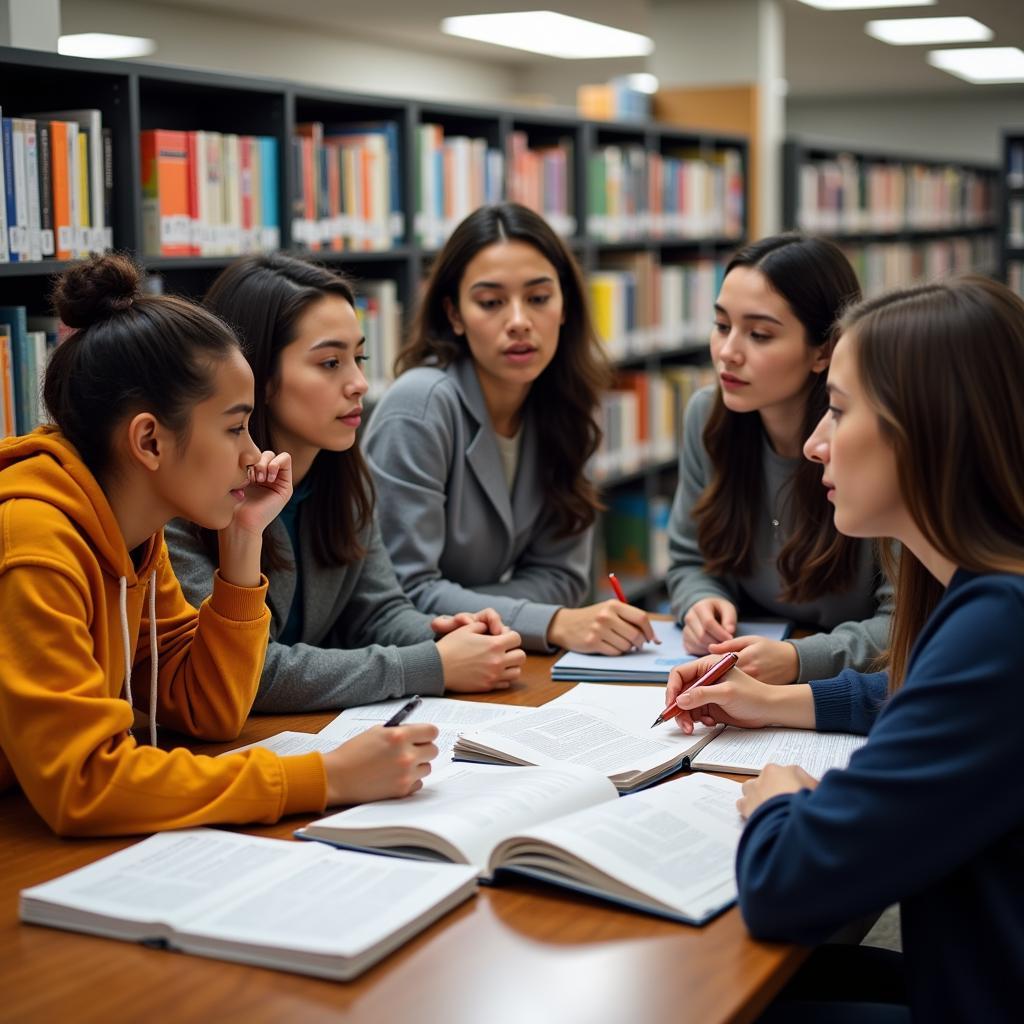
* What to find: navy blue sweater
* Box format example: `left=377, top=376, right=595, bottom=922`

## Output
left=736, top=569, right=1024, bottom=1022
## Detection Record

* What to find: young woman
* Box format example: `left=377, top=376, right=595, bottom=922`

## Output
left=667, top=233, right=892, bottom=684
left=0, top=254, right=437, bottom=837
left=666, top=276, right=1024, bottom=1022
left=166, top=253, right=524, bottom=710
left=363, top=202, right=654, bottom=654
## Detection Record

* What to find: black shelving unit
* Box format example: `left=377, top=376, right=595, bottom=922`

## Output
left=1, top=43, right=749, bottom=610
left=1000, top=129, right=1024, bottom=296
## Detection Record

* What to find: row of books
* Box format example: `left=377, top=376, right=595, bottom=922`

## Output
left=1007, top=197, right=1024, bottom=248
left=141, top=129, right=280, bottom=258
left=1, top=107, right=112, bottom=263
left=0, top=307, right=61, bottom=436
left=795, top=156, right=996, bottom=235
left=592, top=365, right=714, bottom=483
left=291, top=121, right=402, bottom=253
left=599, top=490, right=673, bottom=582
left=415, top=124, right=504, bottom=249
left=840, top=235, right=997, bottom=297
left=353, top=280, right=401, bottom=401
left=587, top=146, right=744, bottom=242
left=505, top=131, right=576, bottom=238
left=589, top=254, right=724, bottom=360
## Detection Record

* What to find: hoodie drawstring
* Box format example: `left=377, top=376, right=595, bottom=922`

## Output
left=118, top=573, right=160, bottom=748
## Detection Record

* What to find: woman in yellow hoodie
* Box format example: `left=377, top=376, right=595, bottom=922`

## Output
left=0, top=254, right=438, bottom=836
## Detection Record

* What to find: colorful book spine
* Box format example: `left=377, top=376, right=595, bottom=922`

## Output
left=140, top=129, right=191, bottom=257
left=506, top=131, right=575, bottom=237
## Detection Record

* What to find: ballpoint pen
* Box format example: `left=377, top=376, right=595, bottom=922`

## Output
left=383, top=695, right=422, bottom=727
left=650, top=652, right=738, bottom=728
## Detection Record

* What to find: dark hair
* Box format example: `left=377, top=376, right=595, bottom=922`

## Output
left=694, top=233, right=864, bottom=603
left=43, top=252, right=239, bottom=479
left=200, top=252, right=372, bottom=570
left=395, top=202, right=612, bottom=537
left=842, top=275, right=1024, bottom=689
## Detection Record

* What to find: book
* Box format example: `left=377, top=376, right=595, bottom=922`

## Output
left=0, top=306, right=31, bottom=434
left=140, top=129, right=190, bottom=257
left=545, top=684, right=868, bottom=778
left=20, top=827, right=477, bottom=982
left=551, top=617, right=792, bottom=682
left=298, top=766, right=743, bottom=925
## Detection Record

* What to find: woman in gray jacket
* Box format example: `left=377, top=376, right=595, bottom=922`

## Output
left=364, top=203, right=654, bottom=654
left=667, top=233, right=892, bottom=684
left=166, top=254, right=524, bottom=711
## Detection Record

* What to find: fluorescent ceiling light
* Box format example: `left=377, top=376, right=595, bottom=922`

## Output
left=441, top=12, right=654, bottom=60
left=797, top=0, right=934, bottom=10
left=867, top=17, right=992, bottom=45
left=927, top=47, right=1024, bottom=84
left=58, top=33, right=156, bottom=59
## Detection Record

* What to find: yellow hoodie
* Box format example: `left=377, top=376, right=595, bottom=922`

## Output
left=0, top=428, right=326, bottom=835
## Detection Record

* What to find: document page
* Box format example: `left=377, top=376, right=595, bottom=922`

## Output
left=323, top=696, right=531, bottom=732
left=491, top=774, right=744, bottom=923
left=457, top=704, right=688, bottom=780
left=302, top=763, right=616, bottom=871
left=691, top=726, right=868, bottom=777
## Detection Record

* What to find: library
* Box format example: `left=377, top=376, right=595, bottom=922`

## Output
left=1, top=2, right=1022, bottom=1022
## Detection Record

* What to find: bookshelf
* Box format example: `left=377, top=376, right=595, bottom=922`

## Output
left=1001, top=130, right=1024, bottom=298
left=0, top=43, right=749, bottom=610
left=782, top=138, right=999, bottom=296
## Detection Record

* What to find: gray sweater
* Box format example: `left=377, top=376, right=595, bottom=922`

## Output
left=165, top=511, right=444, bottom=712
left=363, top=358, right=592, bottom=652
left=666, top=386, right=892, bottom=682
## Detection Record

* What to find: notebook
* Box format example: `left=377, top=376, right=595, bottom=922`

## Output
left=19, top=828, right=477, bottom=981
left=298, top=766, right=744, bottom=925
left=551, top=618, right=792, bottom=682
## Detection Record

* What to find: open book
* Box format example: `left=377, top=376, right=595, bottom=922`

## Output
left=298, top=765, right=743, bottom=925
left=551, top=618, right=791, bottom=683
left=20, top=828, right=476, bottom=981
left=548, top=684, right=868, bottom=778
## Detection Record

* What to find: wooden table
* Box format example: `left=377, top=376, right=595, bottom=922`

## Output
left=0, top=650, right=808, bottom=1024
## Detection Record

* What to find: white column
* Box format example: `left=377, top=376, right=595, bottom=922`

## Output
left=0, top=0, right=61, bottom=51
left=649, top=0, right=785, bottom=235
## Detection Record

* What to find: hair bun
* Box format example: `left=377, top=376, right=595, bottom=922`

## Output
left=53, top=252, right=143, bottom=329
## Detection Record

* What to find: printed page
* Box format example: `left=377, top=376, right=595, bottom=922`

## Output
left=552, top=619, right=790, bottom=677
left=182, top=845, right=477, bottom=958
left=323, top=696, right=531, bottom=732
left=457, top=704, right=690, bottom=778
left=303, top=763, right=617, bottom=871
left=491, top=774, right=743, bottom=922
left=691, top=726, right=868, bottom=778
left=546, top=684, right=722, bottom=751
left=20, top=830, right=312, bottom=933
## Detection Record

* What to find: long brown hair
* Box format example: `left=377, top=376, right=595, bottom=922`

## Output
left=694, top=234, right=863, bottom=602
left=842, top=275, right=1024, bottom=688
left=396, top=203, right=612, bottom=538
left=198, top=253, right=374, bottom=571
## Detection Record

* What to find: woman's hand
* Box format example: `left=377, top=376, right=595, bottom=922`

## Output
left=708, top=636, right=799, bottom=685
left=437, top=623, right=525, bottom=692
left=431, top=608, right=505, bottom=637
left=230, top=450, right=293, bottom=536
left=662, top=655, right=816, bottom=735
left=322, top=724, right=439, bottom=805
left=737, top=764, right=819, bottom=819
left=547, top=600, right=656, bottom=654
left=682, top=597, right=738, bottom=653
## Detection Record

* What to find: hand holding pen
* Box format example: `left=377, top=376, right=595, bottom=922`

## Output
left=651, top=653, right=738, bottom=728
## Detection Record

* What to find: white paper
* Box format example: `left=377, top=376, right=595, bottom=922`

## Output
left=691, top=726, right=867, bottom=778
left=324, top=696, right=530, bottom=731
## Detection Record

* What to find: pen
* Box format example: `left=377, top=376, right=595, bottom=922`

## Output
left=607, top=572, right=628, bottom=603
left=649, top=652, right=738, bottom=728
left=383, top=695, right=422, bottom=727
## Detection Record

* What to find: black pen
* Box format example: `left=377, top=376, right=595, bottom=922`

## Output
left=383, top=695, right=422, bottom=727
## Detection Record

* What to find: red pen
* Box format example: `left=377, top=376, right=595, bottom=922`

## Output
left=650, top=651, right=738, bottom=728
left=607, top=572, right=628, bottom=603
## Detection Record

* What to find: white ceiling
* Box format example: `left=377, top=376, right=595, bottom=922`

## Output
left=126, top=0, right=1024, bottom=97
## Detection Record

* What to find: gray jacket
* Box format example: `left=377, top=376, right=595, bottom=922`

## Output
left=363, top=358, right=592, bottom=652
left=666, top=386, right=893, bottom=682
left=165, top=511, right=444, bottom=712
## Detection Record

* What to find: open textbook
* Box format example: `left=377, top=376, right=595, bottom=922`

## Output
left=19, top=828, right=476, bottom=982
left=551, top=618, right=791, bottom=683
left=298, top=765, right=743, bottom=925
left=547, top=684, right=868, bottom=778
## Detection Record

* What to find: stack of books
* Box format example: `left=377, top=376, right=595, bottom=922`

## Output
left=506, top=130, right=576, bottom=237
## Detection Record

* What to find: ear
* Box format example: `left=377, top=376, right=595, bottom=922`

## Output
left=443, top=296, right=465, bottom=336
left=124, top=412, right=168, bottom=472
left=809, top=342, right=832, bottom=375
